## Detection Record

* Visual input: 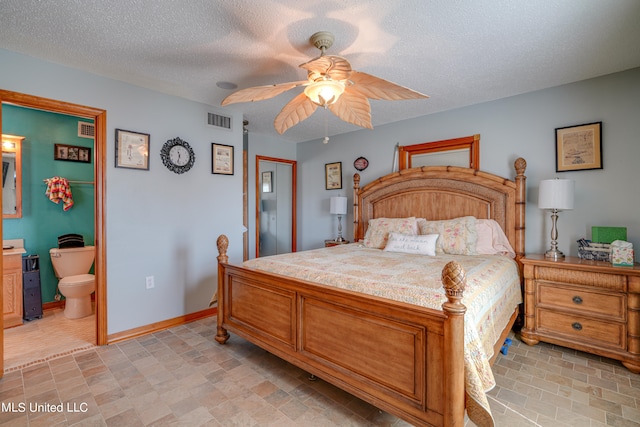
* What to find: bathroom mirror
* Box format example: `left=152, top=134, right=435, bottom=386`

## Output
left=398, top=134, right=480, bottom=170
left=2, top=134, right=24, bottom=219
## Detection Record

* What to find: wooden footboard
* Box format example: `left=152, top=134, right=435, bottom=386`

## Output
left=215, top=235, right=467, bottom=427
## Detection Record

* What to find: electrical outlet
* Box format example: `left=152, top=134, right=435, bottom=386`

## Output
left=145, top=276, right=154, bottom=289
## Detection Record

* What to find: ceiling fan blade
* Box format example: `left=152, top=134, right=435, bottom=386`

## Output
left=328, top=90, right=372, bottom=129
left=274, top=92, right=318, bottom=134
left=348, top=71, right=429, bottom=101
left=221, top=80, right=308, bottom=106
left=300, top=55, right=352, bottom=81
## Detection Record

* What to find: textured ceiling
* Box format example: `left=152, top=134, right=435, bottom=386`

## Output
left=1, top=0, right=640, bottom=142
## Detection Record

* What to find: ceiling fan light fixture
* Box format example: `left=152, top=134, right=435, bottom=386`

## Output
left=304, top=79, right=345, bottom=107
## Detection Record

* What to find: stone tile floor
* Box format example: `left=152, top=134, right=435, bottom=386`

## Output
left=0, top=316, right=638, bottom=426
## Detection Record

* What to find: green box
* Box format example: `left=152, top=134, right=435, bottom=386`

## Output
left=592, top=226, right=627, bottom=244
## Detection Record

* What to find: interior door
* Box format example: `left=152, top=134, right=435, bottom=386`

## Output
left=255, top=156, right=296, bottom=257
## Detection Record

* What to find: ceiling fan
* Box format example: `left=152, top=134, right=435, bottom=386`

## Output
left=221, top=31, right=429, bottom=135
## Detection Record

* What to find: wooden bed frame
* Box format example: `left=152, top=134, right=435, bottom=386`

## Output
left=215, top=158, right=527, bottom=426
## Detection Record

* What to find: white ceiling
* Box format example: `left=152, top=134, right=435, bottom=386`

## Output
left=1, top=0, right=639, bottom=142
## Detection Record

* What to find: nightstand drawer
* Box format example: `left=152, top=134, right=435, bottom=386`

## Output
left=538, top=283, right=625, bottom=320
left=537, top=309, right=625, bottom=349
left=534, top=266, right=625, bottom=291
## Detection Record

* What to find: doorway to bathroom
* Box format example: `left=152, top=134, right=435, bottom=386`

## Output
left=255, top=156, right=296, bottom=257
left=0, top=90, right=107, bottom=376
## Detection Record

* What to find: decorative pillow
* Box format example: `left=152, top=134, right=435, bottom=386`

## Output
left=383, top=232, right=439, bottom=256
left=419, top=216, right=478, bottom=255
left=363, top=217, right=418, bottom=249
left=475, top=219, right=516, bottom=258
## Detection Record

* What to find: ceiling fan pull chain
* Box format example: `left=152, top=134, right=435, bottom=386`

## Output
left=323, top=108, right=330, bottom=144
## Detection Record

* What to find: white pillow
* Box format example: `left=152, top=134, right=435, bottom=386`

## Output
left=383, top=232, right=439, bottom=256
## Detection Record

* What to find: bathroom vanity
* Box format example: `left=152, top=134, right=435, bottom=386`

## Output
left=3, top=240, right=26, bottom=328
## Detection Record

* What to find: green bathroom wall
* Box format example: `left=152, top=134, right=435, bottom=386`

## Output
left=2, top=104, right=95, bottom=304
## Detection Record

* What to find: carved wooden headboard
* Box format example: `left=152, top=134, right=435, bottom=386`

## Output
left=353, top=158, right=527, bottom=259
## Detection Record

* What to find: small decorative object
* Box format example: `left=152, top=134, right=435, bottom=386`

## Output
left=262, top=171, right=272, bottom=192
left=577, top=239, right=611, bottom=261
left=160, top=137, right=195, bottom=174
left=325, top=161, right=342, bottom=190
left=330, top=196, right=348, bottom=242
left=538, top=178, right=575, bottom=259
left=211, top=143, right=234, bottom=175
left=353, top=156, right=369, bottom=171
left=115, top=129, right=149, bottom=170
left=555, top=122, right=602, bottom=172
left=54, top=143, right=92, bottom=164
left=611, top=240, right=634, bottom=266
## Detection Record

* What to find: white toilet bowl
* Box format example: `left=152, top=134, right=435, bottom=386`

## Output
left=50, top=246, right=95, bottom=319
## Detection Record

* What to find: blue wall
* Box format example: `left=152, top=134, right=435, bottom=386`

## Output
left=3, top=104, right=94, bottom=302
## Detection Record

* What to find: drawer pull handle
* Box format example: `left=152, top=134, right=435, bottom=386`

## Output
left=572, top=296, right=583, bottom=304
left=572, top=322, right=583, bottom=331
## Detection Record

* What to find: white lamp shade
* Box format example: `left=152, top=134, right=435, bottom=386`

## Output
left=330, top=196, right=348, bottom=215
left=538, top=179, right=575, bottom=210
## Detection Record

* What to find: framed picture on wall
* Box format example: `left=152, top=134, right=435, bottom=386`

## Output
left=54, top=143, right=92, bottom=164
left=555, top=122, right=602, bottom=172
left=325, top=161, right=342, bottom=190
left=115, top=129, right=150, bottom=170
left=212, top=143, right=234, bottom=175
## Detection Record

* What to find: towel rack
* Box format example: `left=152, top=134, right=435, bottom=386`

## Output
left=43, top=178, right=94, bottom=185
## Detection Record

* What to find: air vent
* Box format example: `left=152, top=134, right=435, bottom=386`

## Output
left=207, top=112, right=232, bottom=130
left=78, top=121, right=95, bottom=139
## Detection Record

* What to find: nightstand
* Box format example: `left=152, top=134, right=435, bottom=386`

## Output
left=520, top=254, right=640, bottom=373
left=325, top=239, right=350, bottom=247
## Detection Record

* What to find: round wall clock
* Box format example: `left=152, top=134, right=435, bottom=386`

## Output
left=353, top=156, right=369, bottom=171
left=160, top=137, right=195, bottom=174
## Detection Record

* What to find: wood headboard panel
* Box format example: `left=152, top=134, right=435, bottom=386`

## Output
left=353, top=158, right=527, bottom=259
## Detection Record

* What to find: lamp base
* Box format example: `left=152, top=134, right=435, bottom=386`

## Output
left=544, top=249, right=565, bottom=260
left=334, top=236, right=345, bottom=242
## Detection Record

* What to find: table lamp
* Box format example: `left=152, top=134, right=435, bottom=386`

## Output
left=330, top=196, right=348, bottom=242
left=538, top=178, right=575, bottom=259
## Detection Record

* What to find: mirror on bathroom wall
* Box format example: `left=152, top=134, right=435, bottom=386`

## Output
left=2, top=134, right=24, bottom=219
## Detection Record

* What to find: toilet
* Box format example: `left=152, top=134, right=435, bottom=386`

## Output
left=49, top=245, right=95, bottom=319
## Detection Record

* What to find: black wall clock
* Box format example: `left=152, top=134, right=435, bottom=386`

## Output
left=353, top=156, right=369, bottom=171
left=160, top=137, right=195, bottom=174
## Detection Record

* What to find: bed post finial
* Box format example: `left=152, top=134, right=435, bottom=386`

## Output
left=217, top=234, right=229, bottom=264
left=442, top=261, right=466, bottom=304
left=441, top=260, right=466, bottom=426
left=514, top=157, right=527, bottom=176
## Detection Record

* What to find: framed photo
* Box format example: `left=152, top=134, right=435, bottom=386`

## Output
left=212, top=143, right=234, bottom=175
left=325, top=161, right=342, bottom=190
left=115, top=129, right=150, bottom=170
left=54, top=143, right=92, bottom=164
left=555, top=122, right=602, bottom=172
left=262, top=171, right=272, bottom=192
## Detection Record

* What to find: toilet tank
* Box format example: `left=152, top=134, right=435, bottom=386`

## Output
left=49, top=245, right=95, bottom=278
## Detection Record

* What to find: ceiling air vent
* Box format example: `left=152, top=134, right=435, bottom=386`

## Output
left=78, top=121, right=95, bottom=139
left=207, top=112, right=232, bottom=130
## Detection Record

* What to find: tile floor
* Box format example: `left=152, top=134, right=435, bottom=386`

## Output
left=0, top=315, right=638, bottom=426
left=3, top=306, right=95, bottom=373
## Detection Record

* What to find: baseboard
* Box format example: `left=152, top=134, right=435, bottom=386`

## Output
left=107, top=307, right=217, bottom=344
left=42, top=293, right=96, bottom=311
left=42, top=300, right=65, bottom=311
